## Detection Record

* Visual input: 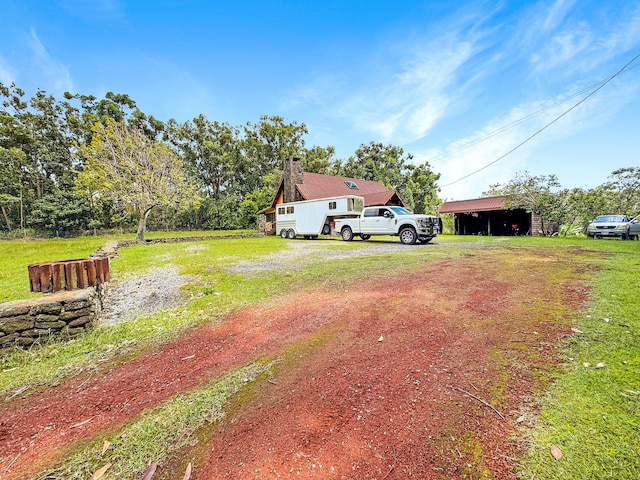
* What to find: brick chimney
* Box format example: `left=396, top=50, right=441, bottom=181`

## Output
left=283, top=156, right=304, bottom=203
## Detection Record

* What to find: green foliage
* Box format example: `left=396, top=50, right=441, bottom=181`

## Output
left=201, top=194, right=244, bottom=230
left=28, top=188, right=92, bottom=236
left=606, top=166, right=640, bottom=215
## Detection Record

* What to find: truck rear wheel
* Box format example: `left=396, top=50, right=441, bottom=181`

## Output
left=341, top=227, right=354, bottom=241
left=399, top=227, right=417, bottom=245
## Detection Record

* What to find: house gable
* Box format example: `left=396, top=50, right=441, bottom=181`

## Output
left=271, top=172, right=404, bottom=208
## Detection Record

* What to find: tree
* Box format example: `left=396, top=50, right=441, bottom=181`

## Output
left=77, top=119, right=202, bottom=241
left=242, top=115, right=308, bottom=193
left=28, top=189, right=91, bottom=236
left=302, top=145, right=341, bottom=175
left=403, top=163, right=441, bottom=214
left=606, top=167, right=640, bottom=215
left=172, top=115, right=242, bottom=196
left=339, top=142, right=411, bottom=189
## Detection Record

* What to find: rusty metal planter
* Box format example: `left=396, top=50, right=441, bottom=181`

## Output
left=28, top=258, right=110, bottom=294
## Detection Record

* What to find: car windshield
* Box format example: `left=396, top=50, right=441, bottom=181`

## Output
left=594, top=215, right=627, bottom=223
left=390, top=206, right=412, bottom=215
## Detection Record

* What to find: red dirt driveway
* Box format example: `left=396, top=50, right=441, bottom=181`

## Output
left=0, top=247, right=589, bottom=479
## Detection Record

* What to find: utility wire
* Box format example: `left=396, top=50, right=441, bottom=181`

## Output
left=440, top=52, right=640, bottom=188
left=427, top=79, right=607, bottom=164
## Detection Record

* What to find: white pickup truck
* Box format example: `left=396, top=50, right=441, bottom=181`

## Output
left=333, top=206, right=441, bottom=244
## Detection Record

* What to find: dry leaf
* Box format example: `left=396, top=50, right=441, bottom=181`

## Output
left=100, top=440, right=111, bottom=455
left=183, top=462, right=192, bottom=480
left=141, top=462, right=157, bottom=480
left=550, top=445, right=563, bottom=459
left=378, top=336, right=384, bottom=342
left=92, top=463, right=112, bottom=479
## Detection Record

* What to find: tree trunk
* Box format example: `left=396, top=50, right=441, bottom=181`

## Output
left=136, top=206, right=154, bottom=242
left=1, top=205, right=12, bottom=231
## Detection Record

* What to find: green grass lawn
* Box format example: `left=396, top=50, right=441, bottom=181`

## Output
left=1, top=234, right=639, bottom=479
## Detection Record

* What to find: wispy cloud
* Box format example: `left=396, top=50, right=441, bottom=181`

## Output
left=26, top=28, right=74, bottom=92
left=421, top=66, right=639, bottom=200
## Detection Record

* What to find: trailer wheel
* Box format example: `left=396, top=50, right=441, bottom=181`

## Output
left=322, top=223, right=331, bottom=235
left=360, top=234, right=371, bottom=240
left=399, top=227, right=417, bottom=245
left=280, top=229, right=288, bottom=238
left=287, top=229, right=296, bottom=239
left=341, top=227, right=354, bottom=241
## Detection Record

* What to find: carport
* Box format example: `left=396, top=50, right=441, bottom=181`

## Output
left=440, top=196, right=535, bottom=236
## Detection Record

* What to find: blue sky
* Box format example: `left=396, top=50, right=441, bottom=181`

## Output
left=1, top=0, right=639, bottom=200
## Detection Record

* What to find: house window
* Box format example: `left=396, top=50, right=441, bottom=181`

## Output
left=278, top=207, right=285, bottom=215
left=286, top=206, right=294, bottom=214
left=345, top=181, right=359, bottom=190
left=329, top=201, right=337, bottom=210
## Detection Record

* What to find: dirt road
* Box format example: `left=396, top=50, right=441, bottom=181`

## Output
left=0, top=245, right=589, bottom=479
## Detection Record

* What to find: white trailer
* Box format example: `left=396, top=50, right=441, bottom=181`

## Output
left=276, top=195, right=364, bottom=239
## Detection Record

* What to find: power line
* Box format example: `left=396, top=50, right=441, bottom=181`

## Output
left=440, top=52, right=640, bottom=188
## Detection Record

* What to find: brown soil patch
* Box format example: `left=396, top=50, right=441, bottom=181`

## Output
left=0, top=248, right=589, bottom=479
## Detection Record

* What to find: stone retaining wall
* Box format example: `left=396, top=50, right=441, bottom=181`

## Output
left=0, top=287, right=105, bottom=349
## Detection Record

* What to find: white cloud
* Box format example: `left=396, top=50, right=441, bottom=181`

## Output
left=418, top=71, right=639, bottom=200
left=332, top=36, right=477, bottom=145
left=530, top=24, right=593, bottom=73
left=26, top=28, right=74, bottom=92
left=541, top=0, right=577, bottom=31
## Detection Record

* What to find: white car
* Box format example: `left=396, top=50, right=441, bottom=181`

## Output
left=587, top=215, right=639, bottom=240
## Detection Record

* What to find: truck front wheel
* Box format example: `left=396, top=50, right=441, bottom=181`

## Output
left=399, top=227, right=417, bottom=245
left=341, top=227, right=354, bottom=241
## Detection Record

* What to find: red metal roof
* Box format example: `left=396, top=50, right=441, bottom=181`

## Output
left=296, top=173, right=393, bottom=199
left=272, top=172, right=404, bottom=207
left=439, top=196, right=507, bottom=214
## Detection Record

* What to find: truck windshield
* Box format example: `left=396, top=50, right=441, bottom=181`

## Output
left=389, top=206, right=412, bottom=215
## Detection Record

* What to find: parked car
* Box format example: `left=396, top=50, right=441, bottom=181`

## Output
left=587, top=215, right=639, bottom=240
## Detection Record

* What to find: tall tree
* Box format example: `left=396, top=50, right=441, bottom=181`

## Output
left=339, top=142, right=411, bottom=189
left=77, top=119, right=202, bottom=241
left=302, top=145, right=341, bottom=175
left=173, top=115, right=242, bottom=195
left=403, top=163, right=441, bottom=214
left=242, top=115, right=308, bottom=192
